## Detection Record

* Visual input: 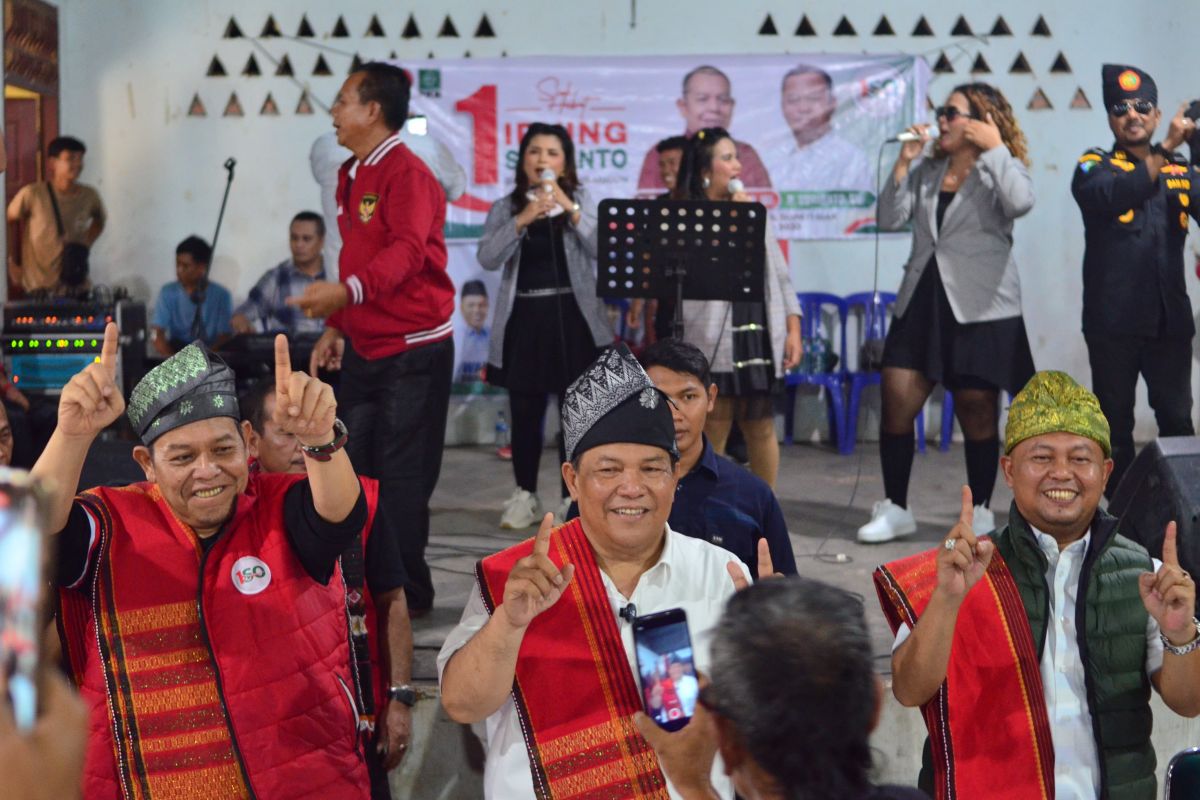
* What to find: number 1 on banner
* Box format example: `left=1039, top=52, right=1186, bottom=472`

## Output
left=454, top=84, right=498, bottom=185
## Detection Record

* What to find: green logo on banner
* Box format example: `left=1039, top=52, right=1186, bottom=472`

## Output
left=779, top=190, right=876, bottom=210
left=418, top=69, right=441, bottom=97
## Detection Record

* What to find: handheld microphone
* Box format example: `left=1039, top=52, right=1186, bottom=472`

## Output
left=619, top=603, right=638, bottom=623
left=727, top=177, right=745, bottom=195
left=886, top=126, right=938, bottom=144
left=539, top=168, right=556, bottom=192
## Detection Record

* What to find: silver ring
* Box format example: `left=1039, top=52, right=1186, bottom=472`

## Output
left=943, top=538, right=957, bottom=551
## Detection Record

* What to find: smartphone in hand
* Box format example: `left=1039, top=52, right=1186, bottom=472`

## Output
left=632, top=608, right=699, bottom=732
left=0, top=469, right=51, bottom=731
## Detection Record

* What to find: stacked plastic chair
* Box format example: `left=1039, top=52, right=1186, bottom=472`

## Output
left=841, top=291, right=929, bottom=455
left=783, top=293, right=848, bottom=448
left=1166, top=747, right=1200, bottom=799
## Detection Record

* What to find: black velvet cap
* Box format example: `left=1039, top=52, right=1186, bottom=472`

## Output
left=1102, top=64, right=1157, bottom=110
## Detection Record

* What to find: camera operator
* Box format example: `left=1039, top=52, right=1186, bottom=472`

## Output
left=1071, top=64, right=1200, bottom=496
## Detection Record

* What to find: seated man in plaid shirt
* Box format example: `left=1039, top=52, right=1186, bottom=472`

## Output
left=232, top=210, right=329, bottom=336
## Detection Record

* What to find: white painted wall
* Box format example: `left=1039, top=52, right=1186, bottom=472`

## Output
left=56, top=0, right=1200, bottom=438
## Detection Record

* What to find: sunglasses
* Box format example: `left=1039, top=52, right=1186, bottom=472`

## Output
left=1109, top=100, right=1155, bottom=117
left=935, top=106, right=974, bottom=122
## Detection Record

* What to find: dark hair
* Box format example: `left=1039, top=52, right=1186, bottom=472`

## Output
left=507, top=123, right=579, bottom=215
left=681, top=65, right=730, bottom=96
left=352, top=62, right=411, bottom=131
left=781, top=64, right=834, bottom=92
left=655, top=136, right=689, bottom=154
left=239, top=378, right=275, bottom=434
left=175, top=235, right=212, bottom=266
left=673, top=127, right=732, bottom=200
left=640, top=338, right=711, bottom=387
left=291, top=210, right=326, bottom=238
left=47, top=136, right=86, bottom=158
left=461, top=279, right=487, bottom=299
left=706, top=579, right=877, bottom=799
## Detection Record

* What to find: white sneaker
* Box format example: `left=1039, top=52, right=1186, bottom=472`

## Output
left=972, top=505, right=995, bottom=537
left=554, top=497, right=573, bottom=525
left=857, top=500, right=917, bottom=544
left=500, top=488, right=541, bottom=530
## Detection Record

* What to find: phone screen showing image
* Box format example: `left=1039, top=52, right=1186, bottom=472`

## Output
left=0, top=472, right=49, bottom=731
left=632, top=608, right=698, bottom=732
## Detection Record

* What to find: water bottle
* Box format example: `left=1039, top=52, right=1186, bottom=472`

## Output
left=495, top=411, right=510, bottom=448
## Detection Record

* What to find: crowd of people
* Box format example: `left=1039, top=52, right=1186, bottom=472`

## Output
left=3, top=56, right=1200, bottom=800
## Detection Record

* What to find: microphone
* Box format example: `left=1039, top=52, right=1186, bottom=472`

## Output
left=223, top=157, right=237, bottom=174
left=539, top=168, right=556, bottom=193
left=886, top=126, right=938, bottom=144
left=619, top=603, right=638, bottom=623
left=727, top=177, right=745, bottom=195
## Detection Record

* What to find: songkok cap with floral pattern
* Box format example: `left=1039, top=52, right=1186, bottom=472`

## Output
left=127, top=342, right=240, bottom=445
left=1004, top=370, right=1111, bottom=457
left=562, top=343, right=678, bottom=462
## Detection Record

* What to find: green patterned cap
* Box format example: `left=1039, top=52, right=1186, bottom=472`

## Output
left=1004, top=371, right=1111, bottom=456
left=128, top=342, right=240, bottom=444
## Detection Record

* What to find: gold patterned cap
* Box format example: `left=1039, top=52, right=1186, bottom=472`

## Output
left=1004, top=371, right=1111, bottom=456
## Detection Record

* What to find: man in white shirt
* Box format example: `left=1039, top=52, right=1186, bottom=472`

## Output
left=878, top=370, right=1200, bottom=799
left=438, top=344, right=749, bottom=799
left=773, top=65, right=873, bottom=196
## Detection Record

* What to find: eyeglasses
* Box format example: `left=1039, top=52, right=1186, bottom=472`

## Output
left=934, top=106, right=973, bottom=122
left=1109, top=100, right=1155, bottom=117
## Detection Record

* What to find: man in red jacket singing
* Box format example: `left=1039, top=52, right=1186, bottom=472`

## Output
left=292, top=61, right=455, bottom=616
left=43, top=324, right=370, bottom=799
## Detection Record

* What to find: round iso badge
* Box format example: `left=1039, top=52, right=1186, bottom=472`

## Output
left=231, top=556, right=272, bottom=595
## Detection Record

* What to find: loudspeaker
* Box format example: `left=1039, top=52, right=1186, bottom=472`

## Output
left=1108, top=437, right=1200, bottom=610
left=77, top=437, right=144, bottom=493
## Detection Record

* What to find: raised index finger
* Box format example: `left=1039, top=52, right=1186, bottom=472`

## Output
left=1163, top=521, right=1179, bottom=567
left=756, top=538, right=775, bottom=578
left=99, top=321, right=119, bottom=375
left=274, top=334, right=292, bottom=398
left=532, top=512, right=555, bottom=557
left=959, top=485, right=974, bottom=527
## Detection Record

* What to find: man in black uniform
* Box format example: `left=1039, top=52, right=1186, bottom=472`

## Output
left=1072, top=63, right=1200, bottom=496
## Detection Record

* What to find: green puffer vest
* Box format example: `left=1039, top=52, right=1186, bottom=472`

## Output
left=994, top=504, right=1156, bottom=800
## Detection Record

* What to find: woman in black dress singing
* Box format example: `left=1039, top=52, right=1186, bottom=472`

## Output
left=477, top=123, right=613, bottom=529
left=858, top=83, right=1035, bottom=544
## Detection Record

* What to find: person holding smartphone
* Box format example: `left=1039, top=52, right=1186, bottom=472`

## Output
left=438, top=344, right=750, bottom=799
left=1071, top=64, right=1200, bottom=498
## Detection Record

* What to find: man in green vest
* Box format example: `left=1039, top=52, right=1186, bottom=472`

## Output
left=876, top=370, right=1200, bottom=799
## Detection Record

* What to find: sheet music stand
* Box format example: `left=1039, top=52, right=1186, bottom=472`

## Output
left=597, top=199, right=766, bottom=339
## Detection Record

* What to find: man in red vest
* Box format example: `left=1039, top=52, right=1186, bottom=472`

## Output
left=41, top=324, right=370, bottom=799
left=439, top=344, right=750, bottom=799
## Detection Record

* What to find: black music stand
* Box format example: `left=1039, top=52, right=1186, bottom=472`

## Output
left=596, top=199, right=766, bottom=339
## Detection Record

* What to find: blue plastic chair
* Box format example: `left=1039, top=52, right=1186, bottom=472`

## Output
left=841, top=291, right=928, bottom=456
left=1166, top=747, right=1200, bottom=799
left=939, top=390, right=1014, bottom=451
left=784, top=293, right=848, bottom=448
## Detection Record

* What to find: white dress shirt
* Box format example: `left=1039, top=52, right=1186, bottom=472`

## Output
left=894, top=528, right=1163, bottom=800
left=438, top=525, right=748, bottom=799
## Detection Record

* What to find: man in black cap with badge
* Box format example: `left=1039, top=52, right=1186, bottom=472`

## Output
left=438, top=343, right=751, bottom=799
left=1072, top=63, right=1200, bottom=496
left=37, top=323, right=372, bottom=798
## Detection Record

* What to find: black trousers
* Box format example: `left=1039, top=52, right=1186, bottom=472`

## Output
left=1085, top=331, right=1194, bottom=497
left=340, top=337, right=453, bottom=610
left=509, top=389, right=567, bottom=497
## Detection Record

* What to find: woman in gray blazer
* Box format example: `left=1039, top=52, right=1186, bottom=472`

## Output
left=859, top=83, right=1035, bottom=544
left=477, top=123, right=613, bottom=530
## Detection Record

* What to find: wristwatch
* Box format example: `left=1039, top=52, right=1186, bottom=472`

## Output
left=571, top=201, right=581, bottom=215
left=387, top=684, right=417, bottom=707
left=1160, top=617, right=1200, bottom=657
left=299, top=418, right=349, bottom=462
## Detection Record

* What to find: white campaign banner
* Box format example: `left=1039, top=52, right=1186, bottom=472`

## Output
left=408, top=53, right=930, bottom=244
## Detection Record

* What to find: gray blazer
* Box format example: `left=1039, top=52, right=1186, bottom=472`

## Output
left=476, top=186, right=613, bottom=369
left=879, top=145, right=1034, bottom=323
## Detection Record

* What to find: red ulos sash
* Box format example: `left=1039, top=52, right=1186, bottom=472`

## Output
left=478, top=518, right=670, bottom=800
left=873, top=544, right=1055, bottom=800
